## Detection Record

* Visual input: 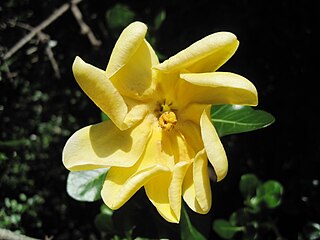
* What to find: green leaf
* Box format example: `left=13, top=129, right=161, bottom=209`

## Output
left=211, top=104, right=275, bottom=137
left=67, top=168, right=108, bottom=202
left=101, top=111, right=110, bottom=121
left=213, top=219, right=244, bottom=239
left=180, top=205, right=206, bottom=240
left=154, top=10, right=166, bottom=30
left=106, top=4, right=135, bottom=33
left=246, top=196, right=262, bottom=213
left=100, top=204, right=113, bottom=216
left=256, top=180, right=283, bottom=208
left=229, top=209, right=251, bottom=226
left=302, top=222, right=320, bottom=240
left=0, top=152, right=8, bottom=162
left=94, top=212, right=114, bottom=234
left=239, top=174, right=260, bottom=199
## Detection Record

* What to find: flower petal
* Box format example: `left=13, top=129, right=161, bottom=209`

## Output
left=102, top=162, right=168, bottom=210
left=109, top=39, right=159, bottom=99
left=144, top=172, right=176, bottom=223
left=179, top=103, right=207, bottom=128
left=106, top=21, right=158, bottom=99
left=200, top=107, right=228, bottom=181
left=72, top=57, right=148, bottom=130
left=106, top=21, right=148, bottom=77
left=179, top=72, right=258, bottom=106
left=145, top=124, right=194, bottom=221
left=182, top=166, right=197, bottom=212
left=62, top=115, right=153, bottom=171
left=168, top=130, right=194, bottom=164
left=155, top=32, right=238, bottom=73
left=145, top=161, right=190, bottom=223
left=101, top=124, right=172, bottom=210
left=169, top=161, right=191, bottom=218
left=73, top=57, right=126, bottom=127
left=193, top=149, right=212, bottom=213
left=182, top=149, right=212, bottom=214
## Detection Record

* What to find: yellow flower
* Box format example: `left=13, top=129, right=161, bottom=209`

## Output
left=63, top=21, right=258, bottom=223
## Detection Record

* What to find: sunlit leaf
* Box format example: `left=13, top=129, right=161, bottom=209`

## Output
left=211, top=104, right=275, bottom=137
left=67, top=168, right=108, bottom=202
left=302, top=222, right=320, bottom=240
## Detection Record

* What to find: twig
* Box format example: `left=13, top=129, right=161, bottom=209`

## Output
left=0, top=228, right=40, bottom=240
left=70, top=0, right=101, bottom=47
left=3, top=0, right=82, bottom=60
left=45, top=43, right=61, bottom=79
left=15, top=22, right=61, bottom=79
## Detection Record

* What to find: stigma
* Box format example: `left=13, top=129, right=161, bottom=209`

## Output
left=159, top=111, right=177, bottom=131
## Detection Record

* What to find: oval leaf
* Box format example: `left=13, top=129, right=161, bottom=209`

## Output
left=213, top=219, right=244, bottom=239
left=256, top=180, right=283, bottom=208
left=239, top=174, right=260, bottom=199
left=94, top=212, right=114, bottom=234
left=211, top=104, right=275, bottom=137
left=67, top=168, right=108, bottom=202
left=106, top=4, right=135, bottom=30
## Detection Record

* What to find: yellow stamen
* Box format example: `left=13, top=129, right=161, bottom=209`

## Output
left=159, top=111, right=177, bottom=131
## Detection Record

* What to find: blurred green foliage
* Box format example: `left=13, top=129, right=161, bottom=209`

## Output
left=0, top=194, right=44, bottom=232
left=106, top=4, right=136, bottom=37
left=213, top=174, right=284, bottom=239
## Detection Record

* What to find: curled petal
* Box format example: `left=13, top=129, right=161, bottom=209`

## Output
left=169, top=162, right=190, bottom=219
left=144, top=172, right=176, bottom=223
left=155, top=32, right=238, bottom=73
left=145, top=129, right=192, bottom=222
left=106, top=21, right=148, bottom=78
left=102, top=124, right=174, bottom=210
left=179, top=72, right=258, bottom=106
left=145, top=161, right=190, bottom=223
left=182, top=149, right=212, bottom=214
left=102, top=162, right=168, bottom=210
left=72, top=57, right=148, bottom=130
left=62, top=115, right=153, bottom=171
left=110, top=40, right=159, bottom=99
left=73, top=57, right=127, bottom=128
left=193, top=149, right=212, bottom=213
left=200, top=107, right=228, bottom=181
left=106, top=22, right=158, bottom=99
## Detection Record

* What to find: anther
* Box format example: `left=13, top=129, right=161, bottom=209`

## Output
left=159, top=111, right=177, bottom=131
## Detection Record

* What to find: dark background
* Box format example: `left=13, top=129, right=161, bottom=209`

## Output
left=0, top=0, right=318, bottom=239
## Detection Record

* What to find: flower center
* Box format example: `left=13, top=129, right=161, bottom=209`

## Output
left=158, top=102, right=177, bottom=131
left=159, top=111, right=177, bottom=131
